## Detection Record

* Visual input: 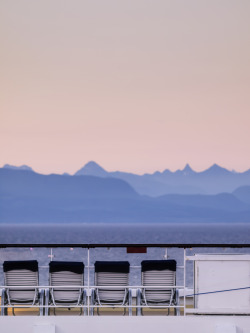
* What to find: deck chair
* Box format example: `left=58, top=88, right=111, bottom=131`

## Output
left=91, top=261, right=131, bottom=315
left=137, top=260, right=179, bottom=316
left=1, top=260, right=44, bottom=316
left=45, top=261, right=86, bottom=315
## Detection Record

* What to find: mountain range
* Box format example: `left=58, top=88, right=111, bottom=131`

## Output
left=75, top=161, right=250, bottom=196
left=1, top=165, right=250, bottom=223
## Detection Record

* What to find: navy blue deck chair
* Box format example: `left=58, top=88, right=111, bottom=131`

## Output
left=137, top=260, right=179, bottom=316
left=45, top=261, right=86, bottom=315
left=1, top=260, right=44, bottom=316
left=91, top=261, right=132, bottom=315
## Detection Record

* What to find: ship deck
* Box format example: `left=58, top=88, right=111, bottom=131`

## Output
left=1, top=243, right=250, bottom=333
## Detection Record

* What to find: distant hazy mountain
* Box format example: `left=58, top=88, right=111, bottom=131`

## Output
left=233, top=186, right=250, bottom=204
left=157, top=193, right=250, bottom=212
left=1, top=168, right=250, bottom=223
left=75, top=162, right=250, bottom=197
left=0, top=168, right=136, bottom=199
left=75, top=161, right=108, bottom=177
left=3, top=164, right=34, bottom=172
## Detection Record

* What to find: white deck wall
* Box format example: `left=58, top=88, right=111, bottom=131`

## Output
left=192, top=254, right=250, bottom=314
left=1, top=316, right=250, bottom=333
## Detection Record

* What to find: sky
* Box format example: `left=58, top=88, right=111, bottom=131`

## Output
left=1, top=0, right=250, bottom=175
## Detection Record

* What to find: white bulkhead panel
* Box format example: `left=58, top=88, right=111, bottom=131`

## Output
left=194, top=255, right=250, bottom=311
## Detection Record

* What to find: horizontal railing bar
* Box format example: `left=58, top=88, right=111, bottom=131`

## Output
left=0, top=304, right=185, bottom=308
left=27, top=265, right=185, bottom=269
left=90, top=305, right=184, bottom=308
left=0, top=243, right=249, bottom=248
left=0, top=285, right=185, bottom=288
left=85, top=265, right=181, bottom=269
left=91, top=286, right=184, bottom=288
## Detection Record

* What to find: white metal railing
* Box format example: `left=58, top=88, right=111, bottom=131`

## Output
left=1, top=244, right=250, bottom=316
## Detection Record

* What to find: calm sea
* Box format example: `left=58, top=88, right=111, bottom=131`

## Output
left=1, top=222, right=250, bottom=244
left=0, top=223, right=250, bottom=286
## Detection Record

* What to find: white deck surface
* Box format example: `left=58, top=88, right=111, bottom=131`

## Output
left=1, top=316, right=250, bottom=333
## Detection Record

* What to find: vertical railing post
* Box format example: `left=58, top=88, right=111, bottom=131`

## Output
left=164, top=247, right=168, bottom=259
left=183, top=248, right=186, bottom=316
left=87, top=247, right=90, bottom=316
left=48, top=248, right=54, bottom=262
left=45, top=247, right=54, bottom=315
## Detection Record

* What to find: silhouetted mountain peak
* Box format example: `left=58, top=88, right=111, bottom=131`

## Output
left=211, top=163, right=220, bottom=169
left=75, top=161, right=108, bottom=177
left=204, top=164, right=230, bottom=175
left=162, top=169, right=171, bottom=175
left=3, top=164, right=34, bottom=172
left=182, top=164, right=194, bottom=175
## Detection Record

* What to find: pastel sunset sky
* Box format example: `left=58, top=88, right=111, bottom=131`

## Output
left=1, top=0, right=250, bottom=175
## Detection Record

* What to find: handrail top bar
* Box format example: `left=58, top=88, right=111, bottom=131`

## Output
left=0, top=243, right=250, bottom=248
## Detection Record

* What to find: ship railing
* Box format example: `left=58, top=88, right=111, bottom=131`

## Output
left=1, top=243, right=250, bottom=316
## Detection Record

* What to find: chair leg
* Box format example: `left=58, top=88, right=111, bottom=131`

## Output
left=123, top=307, right=126, bottom=316
left=97, top=307, right=100, bottom=316
left=44, top=289, right=49, bottom=316
left=175, top=289, right=180, bottom=316
left=136, top=289, right=142, bottom=316
left=83, top=290, right=87, bottom=316
left=90, top=306, right=94, bottom=316
left=128, top=289, right=132, bottom=316
left=39, top=289, right=44, bottom=316
left=90, top=289, right=95, bottom=316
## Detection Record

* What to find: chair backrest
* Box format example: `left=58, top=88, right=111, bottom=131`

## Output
left=141, top=260, right=176, bottom=304
left=3, top=260, right=39, bottom=305
left=95, top=261, right=130, bottom=304
left=49, top=261, right=84, bottom=305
